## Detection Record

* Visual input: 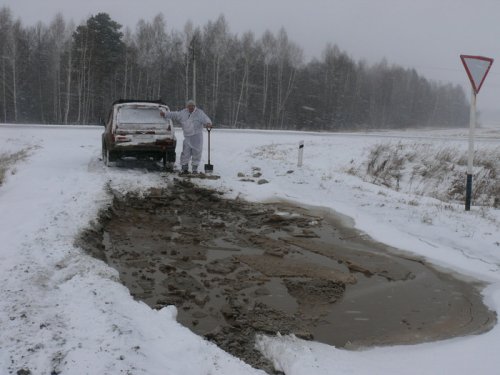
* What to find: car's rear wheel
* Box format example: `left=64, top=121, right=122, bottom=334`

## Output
left=166, top=150, right=176, bottom=162
left=163, top=150, right=176, bottom=171
left=102, top=143, right=109, bottom=166
left=105, top=149, right=111, bottom=167
left=102, top=144, right=116, bottom=167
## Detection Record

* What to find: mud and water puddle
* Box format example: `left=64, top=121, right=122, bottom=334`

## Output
left=78, top=179, right=496, bottom=373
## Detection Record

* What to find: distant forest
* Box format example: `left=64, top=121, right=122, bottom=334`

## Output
left=0, top=7, right=469, bottom=130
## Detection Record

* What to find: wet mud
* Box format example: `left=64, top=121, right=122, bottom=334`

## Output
left=78, top=179, right=496, bottom=373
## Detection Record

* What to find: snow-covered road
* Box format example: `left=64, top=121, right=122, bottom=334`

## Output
left=0, top=124, right=499, bottom=375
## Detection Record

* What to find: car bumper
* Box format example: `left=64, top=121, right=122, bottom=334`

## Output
left=110, top=141, right=176, bottom=156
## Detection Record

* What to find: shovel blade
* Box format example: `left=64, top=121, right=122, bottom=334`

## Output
left=204, top=163, right=214, bottom=174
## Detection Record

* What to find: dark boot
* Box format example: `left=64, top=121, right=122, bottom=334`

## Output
left=180, top=164, right=189, bottom=175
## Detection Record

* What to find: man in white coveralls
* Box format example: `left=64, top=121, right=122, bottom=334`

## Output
left=161, top=100, right=212, bottom=174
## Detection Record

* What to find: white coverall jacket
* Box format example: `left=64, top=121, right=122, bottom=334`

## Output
left=165, top=107, right=211, bottom=169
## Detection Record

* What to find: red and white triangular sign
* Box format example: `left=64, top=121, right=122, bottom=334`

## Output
left=460, top=55, right=494, bottom=94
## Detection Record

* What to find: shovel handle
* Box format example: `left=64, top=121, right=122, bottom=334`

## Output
left=206, top=125, right=211, bottom=163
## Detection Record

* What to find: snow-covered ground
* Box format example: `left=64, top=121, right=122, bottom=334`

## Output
left=0, top=124, right=499, bottom=375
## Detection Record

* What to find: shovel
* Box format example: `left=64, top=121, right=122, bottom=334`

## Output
left=204, top=125, right=214, bottom=174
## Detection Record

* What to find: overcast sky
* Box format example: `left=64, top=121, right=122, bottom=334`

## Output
left=4, top=0, right=500, bottom=122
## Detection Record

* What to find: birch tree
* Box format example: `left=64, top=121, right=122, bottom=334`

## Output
left=202, top=14, right=229, bottom=120
left=259, top=30, right=275, bottom=126
left=274, top=28, right=303, bottom=129
left=233, top=31, right=255, bottom=127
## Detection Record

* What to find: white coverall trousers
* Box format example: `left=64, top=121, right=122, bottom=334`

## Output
left=180, top=132, right=203, bottom=170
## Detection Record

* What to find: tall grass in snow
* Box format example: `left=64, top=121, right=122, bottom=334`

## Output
left=0, top=150, right=29, bottom=186
left=349, top=142, right=500, bottom=207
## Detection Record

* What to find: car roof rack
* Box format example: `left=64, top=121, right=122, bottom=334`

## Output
left=112, top=98, right=166, bottom=105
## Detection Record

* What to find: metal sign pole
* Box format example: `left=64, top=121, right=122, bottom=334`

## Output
left=460, top=54, right=493, bottom=211
left=465, top=86, right=476, bottom=211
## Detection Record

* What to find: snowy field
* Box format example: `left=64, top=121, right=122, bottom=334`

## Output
left=0, top=124, right=499, bottom=375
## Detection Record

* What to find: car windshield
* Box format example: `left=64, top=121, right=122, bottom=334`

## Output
left=117, top=106, right=167, bottom=129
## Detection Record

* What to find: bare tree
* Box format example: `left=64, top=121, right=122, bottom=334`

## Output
left=274, top=28, right=303, bottom=129
left=0, top=8, right=19, bottom=123
left=260, top=30, right=275, bottom=126
left=134, top=14, right=168, bottom=99
left=202, top=14, right=229, bottom=120
left=9, top=19, right=20, bottom=122
left=182, top=21, right=194, bottom=103
left=233, top=31, right=255, bottom=127
left=62, top=21, right=75, bottom=124
left=0, top=7, right=13, bottom=122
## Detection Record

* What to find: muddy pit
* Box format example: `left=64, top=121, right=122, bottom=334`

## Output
left=78, top=179, right=496, bottom=373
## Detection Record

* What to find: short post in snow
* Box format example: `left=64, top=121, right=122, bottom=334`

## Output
left=298, top=140, right=304, bottom=167
left=459, top=55, right=493, bottom=211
